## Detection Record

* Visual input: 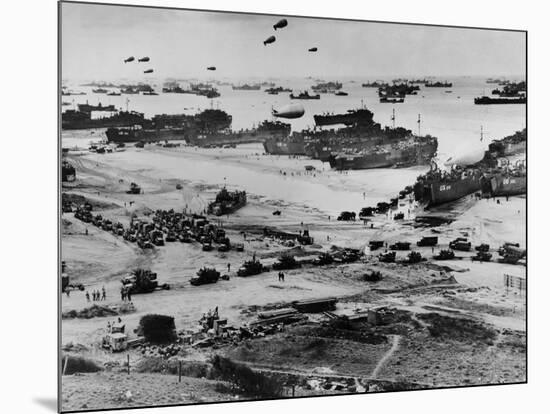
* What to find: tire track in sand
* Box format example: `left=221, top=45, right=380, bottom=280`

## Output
left=370, top=334, right=401, bottom=379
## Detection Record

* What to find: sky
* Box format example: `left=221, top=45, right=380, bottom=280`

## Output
left=61, top=2, right=526, bottom=82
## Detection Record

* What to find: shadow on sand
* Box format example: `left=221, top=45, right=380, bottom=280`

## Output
left=33, top=397, right=57, bottom=412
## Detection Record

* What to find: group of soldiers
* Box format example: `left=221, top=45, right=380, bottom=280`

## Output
left=86, top=286, right=106, bottom=302
left=120, top=286, right=133, bottom=302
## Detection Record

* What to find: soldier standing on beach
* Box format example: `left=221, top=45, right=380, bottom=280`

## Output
left=102, top=286, right=106, bottom=301
left=85, top=291, right=90, bottom=302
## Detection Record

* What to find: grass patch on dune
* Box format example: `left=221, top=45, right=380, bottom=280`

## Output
left=61, top=354, right=103, bottom=375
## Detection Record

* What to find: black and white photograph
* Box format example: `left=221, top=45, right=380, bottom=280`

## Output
left=59, top=1, right=526, bottom=412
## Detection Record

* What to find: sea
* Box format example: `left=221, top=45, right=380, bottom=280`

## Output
left=61, top=76, right=526, bottom=216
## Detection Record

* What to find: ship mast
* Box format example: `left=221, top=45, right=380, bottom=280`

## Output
left=125, top=98, right=130, bottom=112
left=417, top=114, right=421, bottom=136
left=480, top=125, right=484, bottom=142
left=391, top=108, right=396, bottom=129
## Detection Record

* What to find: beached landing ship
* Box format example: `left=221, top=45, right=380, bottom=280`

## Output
left=265, top=106, right=438, bottom=169
left=207, top=187, right=247, bottom=216
left=328, top=135, right=438, bottom=170
left=482, top=171, right=526, bottom=197
left=62, top=110, right=146, bottom=130
left=105, top=126, right=191, bottom=143
left=106, top=108, right=288, bottom=146
left=263, top=134, right=307, bottom=155
left=487, top=129, right=526, bottom=156
left=413, top=166, right=484, bottom=207
left=77, top=102, right=116, bottom=113
left=105, top=109, right=231, bottom=143
left=412, top=129, right=526, bottom=206
left=194, top=120, right=291, bottom=147
left=313, top=108, right=376, bottom=126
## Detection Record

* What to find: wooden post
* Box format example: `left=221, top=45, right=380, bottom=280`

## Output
left=127, top=354, right=130, bottom=375
left=178, top=360, right=182, bottom=383
left=62, top=356, right=69, bottom=376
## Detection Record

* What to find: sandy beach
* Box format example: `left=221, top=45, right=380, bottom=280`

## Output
left=60, top=139, right=526, bottom=411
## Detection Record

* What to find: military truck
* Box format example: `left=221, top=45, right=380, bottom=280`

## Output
left=449, top=238, right=471, bottom=251
left=128, top=182, right=142, bottom=194
left=417, top=236, right=438, bottom=247
left=369, top=240, right=384, bottom=251
left=179, top=232, right=193, bottom=243
left=473, top=251, right=492, bottom=262
left=315, top=252, right=334, bottom=265
left=101, top=219, right=113, bottom=232
left=379, top=251, right=396, bottom=263
left=475, top=243, right=490, bottom=252
left=150, top=230, right=164, bottom=246
left=237, top=257, right=267, bottom=277
left=122, top=269, right=160, bottom=294
left=165, top=231, right=177, bottom=242
left=102, top=322, right=128, bottom=352
left=217, top=244, right=230, bottom=252
left=272, top=255, right=300, bottom=270
left=137, top=237, right=153, bottom=249
left=297, top=229, right=314, bottom=245
left=93, top=214, right=103, bottom=227
left=389, top=241, right=411, bottom=250
left=498, top=242, right=525, bottom=264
